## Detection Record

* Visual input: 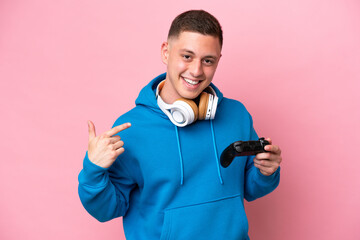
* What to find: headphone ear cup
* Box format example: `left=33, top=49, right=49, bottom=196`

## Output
left=198, top=92, right=209, bottom=120
left=176, top=98, right=199, bottom=121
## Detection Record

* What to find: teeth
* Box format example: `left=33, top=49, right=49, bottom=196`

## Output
left=184, top=78, right=199, bottom=85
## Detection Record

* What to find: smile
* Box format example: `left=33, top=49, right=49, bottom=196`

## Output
left=183, top=77, right=201, bottom=86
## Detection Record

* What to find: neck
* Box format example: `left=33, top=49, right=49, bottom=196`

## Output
left=159, top=79, right=181, bottom=104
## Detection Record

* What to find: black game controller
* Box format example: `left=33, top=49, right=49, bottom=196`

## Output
left=220, top=138, right=270, bottom=168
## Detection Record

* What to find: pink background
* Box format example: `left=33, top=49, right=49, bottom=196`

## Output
left=1, top=0, right=359, bottom=239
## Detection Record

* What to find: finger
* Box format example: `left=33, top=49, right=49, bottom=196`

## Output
left=265, top=137, right=272, bottom=145
left=255, top=152, right=271, bottom=160
left=254, top=159, right=272, bottom=168
left=257, top=152, right=283, bottom=166
left=109, top=135, right=121, bottom=144
left=254, top=161, right=270, bottom=170
left=112, top=140, right=124, bottom=150
left=115, top=147, right=125, bottom=156
left=105, top=123, right=131, bottom=137
left=254, top=164, right=276, bottom=176
left=264, top=144, right=281, bottom=155
left=88, top=120, right=96, bottom=140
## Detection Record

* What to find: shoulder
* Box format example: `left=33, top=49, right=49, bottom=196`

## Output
left=219, top=97, right=251, bottom=117
left=112, top=105, right=151, bottom=128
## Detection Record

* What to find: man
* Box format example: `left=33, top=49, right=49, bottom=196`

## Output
left=78, top=10, right=282, bottom=239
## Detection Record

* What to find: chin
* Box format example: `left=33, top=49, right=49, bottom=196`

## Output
left=179, top=82, right=208, bottom=99
left=179, top=91, right=202, bottom=100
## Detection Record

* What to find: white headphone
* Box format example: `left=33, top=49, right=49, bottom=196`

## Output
left=156, top=80, right=218, bottom=127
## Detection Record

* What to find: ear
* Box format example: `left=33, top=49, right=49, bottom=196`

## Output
left=161, top=42, right=169, bottom=65
left=217, top=53, right=222, bottom=64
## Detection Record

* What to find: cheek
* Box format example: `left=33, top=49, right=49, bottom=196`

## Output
left=175, top=60, right=187, bottom=72
left=204, top=67, right=217, bottom=79
left=168, top=56, right=187, bottom=71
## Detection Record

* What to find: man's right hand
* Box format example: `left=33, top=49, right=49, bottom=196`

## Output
left=87, top=120, right=131, bottom=168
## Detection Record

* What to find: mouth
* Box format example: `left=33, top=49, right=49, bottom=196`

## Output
left=182, top=76, right=203, bottom=88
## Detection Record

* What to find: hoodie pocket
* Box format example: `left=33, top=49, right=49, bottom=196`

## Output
left=160, top=194, right=248, bottom=240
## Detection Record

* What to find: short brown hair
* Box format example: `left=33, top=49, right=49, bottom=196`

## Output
left=168, top=10, right=223, bottom=48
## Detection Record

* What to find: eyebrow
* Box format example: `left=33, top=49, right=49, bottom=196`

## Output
left=180, top=49, right=218, bottom=60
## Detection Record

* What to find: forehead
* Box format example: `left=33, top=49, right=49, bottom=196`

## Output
left=168, top=31, right=221, bottom=56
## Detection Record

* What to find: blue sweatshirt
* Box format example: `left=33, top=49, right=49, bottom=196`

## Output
left=78, top=73, right=280, bottom=240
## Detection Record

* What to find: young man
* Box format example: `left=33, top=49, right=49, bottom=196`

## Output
left=78, top=10, right=282, bottom=239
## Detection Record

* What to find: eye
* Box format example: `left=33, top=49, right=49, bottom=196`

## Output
left=182, top=55, right=191, bottom=61
left=203, top=59, right=214, bottom=65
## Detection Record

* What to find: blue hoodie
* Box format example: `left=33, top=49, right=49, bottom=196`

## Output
left=78, top=73, right=280, bottom=240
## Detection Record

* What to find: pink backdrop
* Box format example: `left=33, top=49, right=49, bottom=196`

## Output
left=1, top=0, right=359, bottom=239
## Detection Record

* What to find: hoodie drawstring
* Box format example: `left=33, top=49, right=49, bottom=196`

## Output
left=175, top=126, right=184, bottom=185
left=174, top=121, right=224, bottom=186
left=210, top=120, right=224, bottom=185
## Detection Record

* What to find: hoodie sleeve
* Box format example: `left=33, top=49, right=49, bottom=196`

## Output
left=78, top=151, right=136, bottom=222
left=243, top=115, right=280, bottom=202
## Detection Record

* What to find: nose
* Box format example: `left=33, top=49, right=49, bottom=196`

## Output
left=189, top=59, right=204, bottom=78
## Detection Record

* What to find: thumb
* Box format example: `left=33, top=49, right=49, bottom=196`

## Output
left=88, top=120, right=96, bottom=140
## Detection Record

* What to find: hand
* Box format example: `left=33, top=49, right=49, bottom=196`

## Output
left=87, top=120, right=131, bottom=168
left=253, top=138, right=282, bottom=176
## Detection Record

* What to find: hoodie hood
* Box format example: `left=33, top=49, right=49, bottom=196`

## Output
left=135, top=73, right=225, bottom=185
left=135, top=73, right=224, bottom=116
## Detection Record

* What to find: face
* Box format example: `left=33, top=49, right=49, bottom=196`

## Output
left=160, top=31, right=222, bottom=103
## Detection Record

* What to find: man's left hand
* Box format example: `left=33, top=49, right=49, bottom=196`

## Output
left=253, top=138, right=282, bottom=176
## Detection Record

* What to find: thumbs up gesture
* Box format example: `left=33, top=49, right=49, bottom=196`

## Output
left=87, top=120, right=131, bottom=168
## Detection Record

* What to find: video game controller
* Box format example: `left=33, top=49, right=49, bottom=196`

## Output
left=220, top=138, right=270, bottom=168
